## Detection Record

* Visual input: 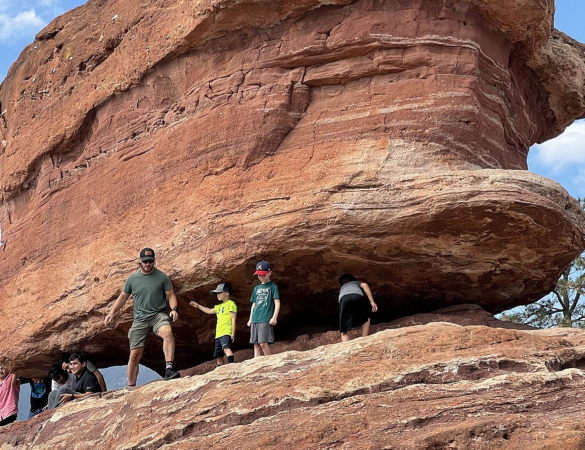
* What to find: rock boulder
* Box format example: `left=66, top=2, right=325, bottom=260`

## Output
left=1, top=0, right=585, bottom=374
left=2, top=322, right=585, bottom=449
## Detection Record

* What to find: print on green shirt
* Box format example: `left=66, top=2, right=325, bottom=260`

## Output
left=250, top=281, right=279, bottom=323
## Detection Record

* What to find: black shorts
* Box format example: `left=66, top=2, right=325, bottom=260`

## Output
left=339, top=293, right=371, bottom=333
left=0, top=414, right=17, bottom=427
left=213, top=335, right=232, bottom=358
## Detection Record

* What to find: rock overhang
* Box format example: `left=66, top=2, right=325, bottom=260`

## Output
left=0, top=0, right=585, bottom=375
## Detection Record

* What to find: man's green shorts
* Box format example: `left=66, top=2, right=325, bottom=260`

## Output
left=128, top=312, right=172, bottom=349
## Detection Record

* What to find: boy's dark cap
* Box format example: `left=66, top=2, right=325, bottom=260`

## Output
left=254, top=260, right=271, bottom=275
left=140, top=248, right=156, bottom=261
left=210, top=282, right=232, bottom=295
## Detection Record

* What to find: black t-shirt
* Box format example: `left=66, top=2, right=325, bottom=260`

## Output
left=20, top=378, right=52, bottom=411
left=72, top=369, right=102, bottom=394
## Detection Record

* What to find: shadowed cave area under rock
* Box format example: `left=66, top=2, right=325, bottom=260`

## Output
left=76, top=246, right=548, bottom=377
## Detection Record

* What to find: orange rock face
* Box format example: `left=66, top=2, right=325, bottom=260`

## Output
left=2, top=321, right=585, bottom=449
left=1, top=0, right=585, bottom=374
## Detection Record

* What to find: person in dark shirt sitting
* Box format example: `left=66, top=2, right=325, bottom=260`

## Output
left=59, top=353, right=107, bottom=392
left=47, top=352, right=102, bottom=410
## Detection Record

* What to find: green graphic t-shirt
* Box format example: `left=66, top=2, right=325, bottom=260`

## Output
left=250, top=281, right=279, bottom=323
left=214, top=300, right=237, bottom=338
left=123, top=268, right=173, bottom=321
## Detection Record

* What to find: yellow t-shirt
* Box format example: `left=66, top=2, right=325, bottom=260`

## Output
left=214, top=300, right=237, bottom=338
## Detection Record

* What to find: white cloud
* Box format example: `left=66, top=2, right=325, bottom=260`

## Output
left=0, top=0, right=67, bottom=46
left=37, top=0, right=61, bottom=6
left=0, top=9, right=46, bottom=44
left=0, top=0, right=62, bottom=13
left=532, top=120, right=585, bottom=174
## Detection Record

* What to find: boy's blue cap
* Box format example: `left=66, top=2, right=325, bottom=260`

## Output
left=254, top=261, right=271, bottom=275
left=210, top=283, right=232, bottom=295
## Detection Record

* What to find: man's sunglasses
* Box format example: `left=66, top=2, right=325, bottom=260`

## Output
left=142, top=260, right=155, bottom=264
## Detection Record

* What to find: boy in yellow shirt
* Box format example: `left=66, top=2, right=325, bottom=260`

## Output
left=190, top=283, right=237, bottom=366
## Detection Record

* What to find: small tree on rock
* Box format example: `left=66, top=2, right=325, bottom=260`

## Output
left=499, top=199, right=585, bottom=328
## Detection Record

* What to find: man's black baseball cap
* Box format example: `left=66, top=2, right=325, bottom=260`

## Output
left=140, top=248, right=156, bottom=261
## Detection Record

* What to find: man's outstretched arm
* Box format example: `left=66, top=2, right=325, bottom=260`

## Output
left=104, top=292, right=131, bottom=326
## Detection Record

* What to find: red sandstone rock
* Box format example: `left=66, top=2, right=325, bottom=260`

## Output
left=2, top=323, right=585, bottom=449
left=1, top=0, right=585, bottom=374
left=183, top=304, right=534, bottom=376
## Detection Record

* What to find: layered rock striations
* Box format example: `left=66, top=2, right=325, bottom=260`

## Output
left=0, top=0, right=585, bottom=373
left=3, top=322, right=585, bottom=449
left=182, top=304, right=537, bottom=376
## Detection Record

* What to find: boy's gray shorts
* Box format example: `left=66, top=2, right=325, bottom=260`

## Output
left=250, top=322, right=274, bottom=344
left=128, top=312, right=172, bottom=349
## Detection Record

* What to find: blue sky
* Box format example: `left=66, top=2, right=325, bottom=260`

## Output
left=528, top=0, right=585, bottom=199
left=0, top=0, right=585, bottom=198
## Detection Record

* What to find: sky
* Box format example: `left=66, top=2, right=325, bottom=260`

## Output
left=0, top=0, right=584, bottom=197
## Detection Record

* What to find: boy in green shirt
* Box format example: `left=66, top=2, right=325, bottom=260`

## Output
left=247, top=260, right=280, bottom=358
left=190, top=283, right=237, bottom=366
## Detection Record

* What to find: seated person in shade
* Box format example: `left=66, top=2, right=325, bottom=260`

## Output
left=60, top=353, right=107, bottom=392
left=19, top=377, right=52, bottom=419
left=47, top=352, right=102, bottom=410
left=49, top=363, right=74, bottom=391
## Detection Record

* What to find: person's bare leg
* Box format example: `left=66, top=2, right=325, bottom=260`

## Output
left=128, top=347, right=144, bottom=386
left=259, top=342, right=271, bottom=356
left=224, top=348, right=235, bottom=363
left=157, top=325, right=175, bottom=362
left=253, top=344, right=262, bottom=358
left=341, top=332, right=351, bottom=342
left=360, top=319, right=371, bottom=337
left=216, top=357, right=224, bottom=366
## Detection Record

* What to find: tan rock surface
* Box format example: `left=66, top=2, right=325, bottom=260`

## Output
left=183, top=304, right=535, bottom=376
left=1, top=0, right=585, bottom=374
left=2, top=323, right=585, bottom=449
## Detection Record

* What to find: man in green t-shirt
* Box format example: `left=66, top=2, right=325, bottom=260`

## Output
left=104, top=248, right=180, bottom=386
left=190, top=282, right=237, bottom=366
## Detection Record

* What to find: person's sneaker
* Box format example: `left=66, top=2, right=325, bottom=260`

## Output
left=164, top=368, right=180, bottom=380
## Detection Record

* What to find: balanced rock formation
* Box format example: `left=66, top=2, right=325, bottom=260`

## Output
left=1, top=0, right=585, bottom=374
left=3, top=322, right=585, bottom=449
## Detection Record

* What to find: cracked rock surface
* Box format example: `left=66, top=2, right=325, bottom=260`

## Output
left=1, top=0, right=585, bottom=374
left=2, top=320, right=585, bottom=449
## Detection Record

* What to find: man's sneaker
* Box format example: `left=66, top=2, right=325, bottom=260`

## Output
left=164, top=368, right=180, bottom=380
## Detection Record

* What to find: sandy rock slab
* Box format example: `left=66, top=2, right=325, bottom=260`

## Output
left=1, top=0, right=585, bottom=374
left=3, top=323, right=585, bottom=449
left=183, top=304, right=535, bottom=377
